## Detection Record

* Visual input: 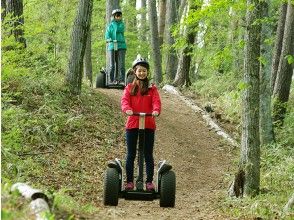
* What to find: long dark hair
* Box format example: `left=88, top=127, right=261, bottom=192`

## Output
left=130, top=65, right=149, bottom=96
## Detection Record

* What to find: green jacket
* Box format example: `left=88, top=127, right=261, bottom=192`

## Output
left=105, top=20, right=127, bottom=51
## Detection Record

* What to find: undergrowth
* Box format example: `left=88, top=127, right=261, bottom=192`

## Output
left=1, top=49, right=126, bottom=218
left=191, top=72, right=294, bottom=219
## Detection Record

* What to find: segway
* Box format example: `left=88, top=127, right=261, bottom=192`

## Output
left=103, top=113, right=176, bottom=207
left=96, top=40, right=126, bottom=89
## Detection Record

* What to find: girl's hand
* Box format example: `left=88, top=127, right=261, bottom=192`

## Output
left=152, top=111, right=159, bottom=117
left=126, top=110, right=133, bottom=115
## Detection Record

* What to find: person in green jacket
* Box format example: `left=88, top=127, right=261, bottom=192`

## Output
left=105, top=9, right=127, bottom=84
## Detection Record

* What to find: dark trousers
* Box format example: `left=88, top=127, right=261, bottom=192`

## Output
left=109, top=49, right=126, bottom=82
left=126, top=129, right=155, bottom=183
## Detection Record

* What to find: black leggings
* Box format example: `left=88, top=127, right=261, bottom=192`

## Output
left=125, top=129, right=155, bottom=183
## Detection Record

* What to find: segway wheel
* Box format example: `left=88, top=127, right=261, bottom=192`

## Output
left=103, top=167, right=120, bottom=206
left=159, top=170, right=176, bottom=207
left=96, top=73, right=106, bottom=88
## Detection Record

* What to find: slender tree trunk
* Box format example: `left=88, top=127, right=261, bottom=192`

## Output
left=164, top=0, right=178, bottom=82
left=106, top=0, right=120, bottom=24
left=273, top=1, right=294, bottom=126
left=241, top=0, right=262, bottom=197
left=1, top=0, right=6, bottom=21
left=270, top=3, right=288, bottom=91
left=259, top=0, right=275, bottom=145
left=5, top=0, right=26, bottom=47
left=178, top=0, right=187, bottom=21
left=84, top=29, right=93, bottom=87
left=173, top=30, right=195, bottom=87
left=147, top=0, right=162, bottom=84
left=173, top=1, right=197, bottom=87
left=139, top=0, right=147, bottom=42
left=158, top=0, right=166, bottom=47
left=66, top=0, right=93, bottom=95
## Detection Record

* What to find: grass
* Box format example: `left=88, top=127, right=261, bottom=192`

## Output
left=1, top=69, right=126, bottom=218
left=191, top=72, right=294, bottom=219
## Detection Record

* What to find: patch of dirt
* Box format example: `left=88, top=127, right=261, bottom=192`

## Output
left=92, top=88, right=236, bottom=219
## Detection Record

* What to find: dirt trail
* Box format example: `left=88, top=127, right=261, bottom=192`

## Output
left=94, top=88, right=235, bottom=220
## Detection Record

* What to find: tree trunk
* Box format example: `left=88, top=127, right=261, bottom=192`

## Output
left=164, top=0, right=178, bottom=82
left=106, top=0, right=120, bottom=24
left=5, top=0, right=26, bottom=47
left=270, top=3, right=288, bottom=91
left=84, top=29, right=93, bottom=87
left=147, top=0, right=162, bottom=84
left=66, top=0, right=93, bottom=95
left=139, top=0, right=147, bottom=42
left=259, top=1, right=275, bottom=145
left=1, top=0, right=6, bottom=21
left=178, top=0, right=187, bottom=21
left=241, top=0, right=262, bottom=197
left=173, top=1, right=197, bottom=87
left=273, top=1, right=294, bottom=126
left=158, top=0, right=166, bottom=47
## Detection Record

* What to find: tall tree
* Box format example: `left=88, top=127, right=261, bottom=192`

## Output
left=1, top=0, right=6, bottom=21
left=272, top=1, right=294, bottom=126
left=83, top=28, right=93, bottom=87
left=5, top=0, right=26, bottom=47
left=173, top=1, right=197, bottom=87
left=241, top=0, right=262, bottom=196
left=158, top=0, right=167, bottom=47
left=147, top=0, right=162, bottom=84
left=106, top=0, right=120, bottom=24
left=270, top=3, right=288, bottom=91
left=259, top=0, right=275, bottom=145
left=139, top=0, right=147, bottom=42
left=66, top=0, right=93, bottom=95
left=164, top=0, right=178, bottom=82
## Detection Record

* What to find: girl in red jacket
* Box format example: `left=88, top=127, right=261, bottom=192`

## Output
left=121, top=56, right=161, bottom=191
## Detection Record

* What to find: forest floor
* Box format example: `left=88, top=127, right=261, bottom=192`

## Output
left=90, top=88, right=237, bottom=219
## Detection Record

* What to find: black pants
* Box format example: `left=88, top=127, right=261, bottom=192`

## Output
left=126, top=129, right=155, bottom=183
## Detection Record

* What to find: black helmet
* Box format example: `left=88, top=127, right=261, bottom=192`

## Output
left=112, top=9, right=122, bottom=16
left=132, top=55, right=149, bottom=69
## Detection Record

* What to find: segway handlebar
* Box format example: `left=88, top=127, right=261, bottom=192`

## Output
left=132, top=112, right=152, bottom=116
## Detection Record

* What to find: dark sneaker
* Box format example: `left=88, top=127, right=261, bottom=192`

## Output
left=125, top=182, right=134, bottom=190
left=146, top=182, right=155, bottom=191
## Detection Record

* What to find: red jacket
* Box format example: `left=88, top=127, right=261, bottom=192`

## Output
left=121, top=84, right=161, bottom=129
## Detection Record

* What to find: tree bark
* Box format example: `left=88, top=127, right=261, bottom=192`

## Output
left=139, top=0, right=147, bottom=42
left=173, top=1, right=197, bottom=87
left=158, top=0, right=166, bottom=47
left=164, top=0, right=178, bottom=82
left=1, top=0, right=6, bottom=21
left=259, top=0, right=275, bottom=145
left=5, top=0, right=26, bottom=47
left=66, top=0, right=93, bottom=95
left=270, top=3, right=288, bottom=91
left=273, top=1, right=294, bottom=126
left=84, top=28, right=93, bottom=87
left=147, top=0, right=162, bottom=84
left=178, top=0, right=187, bottom=21
left=241, top=0, right=262, bottom=197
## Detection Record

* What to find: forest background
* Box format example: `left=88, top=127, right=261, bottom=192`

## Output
left=1, top=0, right=294, bottom=219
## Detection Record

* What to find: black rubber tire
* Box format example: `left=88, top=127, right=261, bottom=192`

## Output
left=96, top=73, right=106, bottom=88
left=159, top=170, right=176, bottom=207
left=103, top=168, right=120, bottom=206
